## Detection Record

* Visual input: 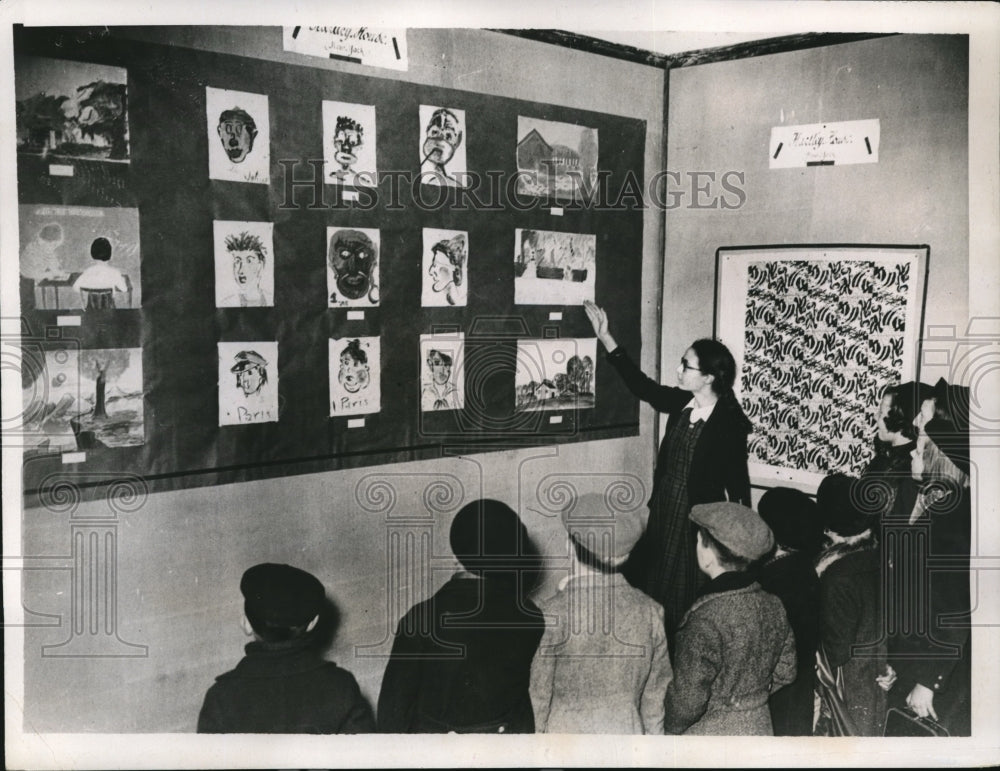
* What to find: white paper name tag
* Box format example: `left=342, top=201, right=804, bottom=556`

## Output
left=347, top=311, right=365, bottom=320
left=62, top=452, right=86, bottom=464
left=57, top=316, right=82, bottom=326
left=549, top=415, right=563, bottom=424
left=347, top=418, right=365, bottom=428
left=49, top=164, right=74, bottom=177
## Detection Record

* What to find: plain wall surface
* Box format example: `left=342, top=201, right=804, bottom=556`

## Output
left=662, top=34, right=969, bottom=390
left=19, top=26, right=666, bottom=732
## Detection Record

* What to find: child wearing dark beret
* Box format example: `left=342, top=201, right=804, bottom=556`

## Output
left=197, top=562, right=374, bottom=733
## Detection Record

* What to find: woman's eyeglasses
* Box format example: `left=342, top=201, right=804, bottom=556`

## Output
left=680, top=358, right=703, bottom=373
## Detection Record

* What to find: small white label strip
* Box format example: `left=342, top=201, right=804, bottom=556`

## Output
left=49, top=165, right=74, bottom=177
left=347, top=311, right=365, bottom=320
left=62, top=452, right=86, bottom=464
left=550, top=207, right=564, bottom=216
left=548, top=311, right=563, bottom=321
left=347, top=418, right=365, bottom=428
left=57, top=316, right=82, bottom=326
left=549, top=415, right=563, bottom=424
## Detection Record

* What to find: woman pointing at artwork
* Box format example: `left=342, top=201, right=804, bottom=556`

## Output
left=583, top=300, right=752, bottom=650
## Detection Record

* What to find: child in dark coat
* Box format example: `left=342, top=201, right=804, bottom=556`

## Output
left=756, top=487, right=824, bottom=736
left=377, top=499, right=545, bottom=733
left=664, top=502, right=796, bottom=735
left=197, top=563, right=375, bottom=733
left=814, top=474, right=889, bottom=736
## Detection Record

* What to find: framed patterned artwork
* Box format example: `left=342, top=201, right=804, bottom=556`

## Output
left=715, top=245, right=929, bottom=490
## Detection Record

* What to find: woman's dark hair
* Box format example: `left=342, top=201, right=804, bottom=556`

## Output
left=698, top=526, right=751, bottom=571
left=881, top=384, right=920, bottom=440
left=690, top=338, right=737, bottom=396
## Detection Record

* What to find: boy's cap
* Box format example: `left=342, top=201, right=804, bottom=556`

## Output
left=689, top=501, right=774, bottom=560
left=562, top=492, right=645, bottom=562
left=757, top=487, right=823, bottom=553
left=231, top=350, right=268, bottom=372
left=240, top=563, right=324, bottom=627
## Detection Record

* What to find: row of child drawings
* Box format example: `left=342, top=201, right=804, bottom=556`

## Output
left=16, top=56, right=601, bottom=196
left=23, top=335, right=597, bottom=454
left=19, top=202, right=599, bottom=312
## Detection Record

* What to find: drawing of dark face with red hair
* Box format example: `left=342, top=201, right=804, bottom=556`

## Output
left=217, top=108, right=258, bottom=163
left=328, top=230, right=377, bottom=301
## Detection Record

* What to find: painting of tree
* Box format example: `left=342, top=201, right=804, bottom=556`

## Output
left=72, top=348, right=144, bottom=448
left=14, top=56, right=130, bottom=162
left=80, top=349, right=131, bottom=419
left=15, top=91, right=69, bottom=151
left=75, top=80, right=129, bottom=160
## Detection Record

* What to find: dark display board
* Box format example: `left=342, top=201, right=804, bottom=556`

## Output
left=15, top=26, right=645, bottom=500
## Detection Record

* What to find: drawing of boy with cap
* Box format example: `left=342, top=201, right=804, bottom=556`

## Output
left=664, top=502, right=796, bottom=735
left=197, top=563, right=374, bottom=733
left=530, top=493, right=672, bottom=734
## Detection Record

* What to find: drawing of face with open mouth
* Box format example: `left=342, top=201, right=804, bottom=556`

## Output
left=231, top=249, right=263, bottom=289
left=422, top=108, right=462, bottom=171
left=338, top=340, right=370, bottom=394
left=217, top=108, right=258, bottom=163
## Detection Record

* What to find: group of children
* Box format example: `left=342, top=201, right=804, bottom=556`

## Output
left=199, top=497, right=800, bottom=735
left=198, top=380, right=971, bottom=737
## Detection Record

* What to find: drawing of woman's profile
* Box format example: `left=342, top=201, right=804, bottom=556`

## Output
left=428, top=234, right=466, bottom=306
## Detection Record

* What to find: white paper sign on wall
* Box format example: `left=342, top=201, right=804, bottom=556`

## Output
left=769, top=119, right=880, bottom=168
left=283, top=26, right=408, bottom=71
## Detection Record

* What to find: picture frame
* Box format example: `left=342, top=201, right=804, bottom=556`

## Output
left=715, top=244, right=929, bottom=490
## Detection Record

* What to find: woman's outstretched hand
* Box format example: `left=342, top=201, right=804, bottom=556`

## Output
left=584, top=300, right=617, bottom=352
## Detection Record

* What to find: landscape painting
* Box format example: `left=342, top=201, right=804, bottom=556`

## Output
left=515, top=338, right=596, bottom=412
left=514, top=228, right=596, bottom=306
left=15, top=56, right=130, bottom=162
left=515, top=116, right=598, bottom=200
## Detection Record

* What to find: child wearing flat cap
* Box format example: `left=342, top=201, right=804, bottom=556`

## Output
left=663, top=502, right=796, bottom=735
left=197, top=563, right=374, bottom=733
left=529, top=493, right=673, bottom=734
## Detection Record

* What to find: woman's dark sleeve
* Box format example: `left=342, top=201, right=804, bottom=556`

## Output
left=605, top=346, right=687, bottom=413
left=722, top=428, right=752, bottom=505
